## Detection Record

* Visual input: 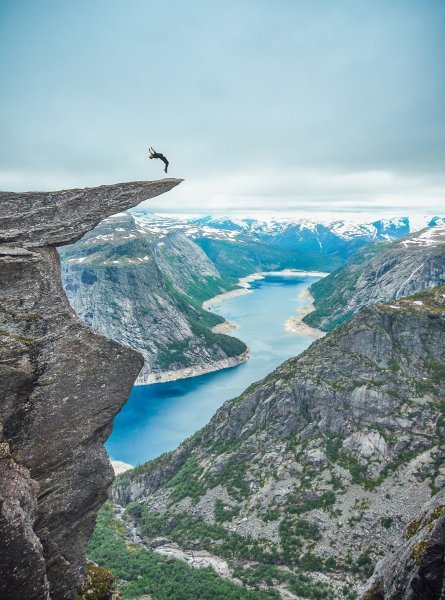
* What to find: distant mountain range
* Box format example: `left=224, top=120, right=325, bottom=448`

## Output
left=131, top=212, right=444, bottom=276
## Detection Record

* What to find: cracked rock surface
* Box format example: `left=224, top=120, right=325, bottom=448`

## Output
left=0, top=179, right=181, bottom=599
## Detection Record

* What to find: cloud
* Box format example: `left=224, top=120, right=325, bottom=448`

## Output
left=1, top=1, right=444, bottom=219
left=2, top=163, right=443, bottom=218
left=140, top=166, right=445, bottom=216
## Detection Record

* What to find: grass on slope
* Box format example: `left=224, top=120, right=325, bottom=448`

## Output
left=87, top=502, right=278, bottom=600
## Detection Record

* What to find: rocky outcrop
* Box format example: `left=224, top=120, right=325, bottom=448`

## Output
left=0, top=179, right=181, bottom=599
left=0, top=180, right=181, bottom=247
left=113, top=286, right=445, bottom=598
left=304, top=225, right=445, bottom=331
left=59, top=213, right=247, bottom=383
left=362, top=490, right=445, bottom=599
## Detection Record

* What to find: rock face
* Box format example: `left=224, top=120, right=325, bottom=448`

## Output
left=112, top=286, right=445, bottom=598
left=362, top=490, right=445, bottom=600
left=0, top=179, right=181, bottom=599
left=59, top=212, right=248, bottom=384
left=304, top=225, right=445, bottom=331
left=0, top=180, right=181, bottom=247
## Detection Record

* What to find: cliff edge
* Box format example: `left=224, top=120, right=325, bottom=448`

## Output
left=0, top=179, right=182, bottom=599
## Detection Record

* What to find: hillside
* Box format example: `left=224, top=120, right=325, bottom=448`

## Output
left=304, top=225, right=445, bottom=331
left=59, top=213, right=248, bottom=384
left=111, top=286, right=445, bottom=599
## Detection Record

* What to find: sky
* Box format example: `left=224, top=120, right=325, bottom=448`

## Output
left=1, top=0, right=444, bottom=218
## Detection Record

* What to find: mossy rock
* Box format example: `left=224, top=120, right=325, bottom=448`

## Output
left=410, top=538, right=429, bottom=565
left=77, top=562, right=121, bottom=600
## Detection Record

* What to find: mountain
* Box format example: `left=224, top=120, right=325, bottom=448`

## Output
left=112, top=285, right=445, bottom=599
left=304, top=225, right=445, bottom=332
left=59, top=213, right=248, bottom=384
left=130, top=212, right=429, bottom=278
left=0, top=180, right=181, bottom=600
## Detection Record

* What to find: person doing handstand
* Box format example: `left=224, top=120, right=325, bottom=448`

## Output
left=148, top=147, right=169, bottom=173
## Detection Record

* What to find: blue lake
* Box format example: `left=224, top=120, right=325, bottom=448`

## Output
left=106, top=272, right=322, bottom=465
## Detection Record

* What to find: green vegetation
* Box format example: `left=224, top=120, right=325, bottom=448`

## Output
left=410, top=538, right=429, bottom=565
left=123, top=504, right=339, bottom=598
left=232, top=564, right=337, bottom=599
left=0, top=329, right=36, bottom=345
left=380, top=516, right=393, bottom=529
left=214, top=499, right=240, bottom=522
left=167, top=456, right=206, bottom=502
left=286, top=490, right=337, bottom=514
left=351, top=549, right=375, bottom=578
left=388, top=358, right=400, bottom=372
left=87, top=503, right=277, bottom=600
left=427, top=359, right=445, bottom=385
left=163, top=453, right=251, bottom=505
left=279, top=516, right=321, bottom=563
left=185, top=273, right=238, bottom=303
left=303, top=240, right=391, bottom=331
left=126, top=504, right=277, bottom=563
left=114, top=451, right=174, bottom=487
left=76, top=562, right=120, bottom=600
left=154, top=275, right=247, bottom=372
left=195, top=237, right=342, bottom=279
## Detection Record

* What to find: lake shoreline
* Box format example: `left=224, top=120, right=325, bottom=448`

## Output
left=137, top=348, right=250, bottom=385
left=207, top=269, right=327, bottom=339
left=108, top=270, right=328, bottom=463
left=138, top=269, right=326, bottom=386
left=284, top=287, right=326, bottom=339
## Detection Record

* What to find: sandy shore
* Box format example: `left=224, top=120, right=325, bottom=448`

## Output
left=202, top=273, right=264, bottom=310
left=284, top=287, right=325, bottom=339
left=203, top=269, right=328, bottom=336
left=139, top=349, right=250, bottom=384
left=212, top=320, right=238, bottom=335
left=203, top=273, right=265, bottom=335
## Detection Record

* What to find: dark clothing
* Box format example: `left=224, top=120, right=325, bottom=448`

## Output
left=152, top=152, right=169, bottom=173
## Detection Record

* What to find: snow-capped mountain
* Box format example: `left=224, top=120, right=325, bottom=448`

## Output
left=129, top=212, right=442, bottom=267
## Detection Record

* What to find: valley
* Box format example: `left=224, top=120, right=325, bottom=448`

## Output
left=100, top=221, right=444, bottom=600
left=106, top=271, right=323, bottom=465
left=58, top=211, right=445, bottom=599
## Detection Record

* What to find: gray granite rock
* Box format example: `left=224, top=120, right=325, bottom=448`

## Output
left=0, top=179, right=181, bottom=599
left=361, top=490, right=445, bottom=599
left=0, top=179, right=182, bottom=247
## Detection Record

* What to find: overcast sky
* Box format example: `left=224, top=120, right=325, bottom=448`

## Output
left=1, top=0, right=444, bottom=217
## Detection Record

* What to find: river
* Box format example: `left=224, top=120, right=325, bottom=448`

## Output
left=106, top=271, right=323, bottom=466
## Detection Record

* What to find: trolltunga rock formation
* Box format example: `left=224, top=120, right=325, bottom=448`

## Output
left=0, top=179, right=182, bottom=599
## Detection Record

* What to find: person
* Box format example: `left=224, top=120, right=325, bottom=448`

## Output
left=148, top=147, right=169, bottom=173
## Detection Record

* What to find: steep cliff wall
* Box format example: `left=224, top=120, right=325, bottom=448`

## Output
left=0, top=180, right=181, bottom=599
left=59, top=212, right=248, bottom=384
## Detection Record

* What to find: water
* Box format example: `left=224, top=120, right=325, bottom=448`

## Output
left=106, top=272, right=321, bottom=465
